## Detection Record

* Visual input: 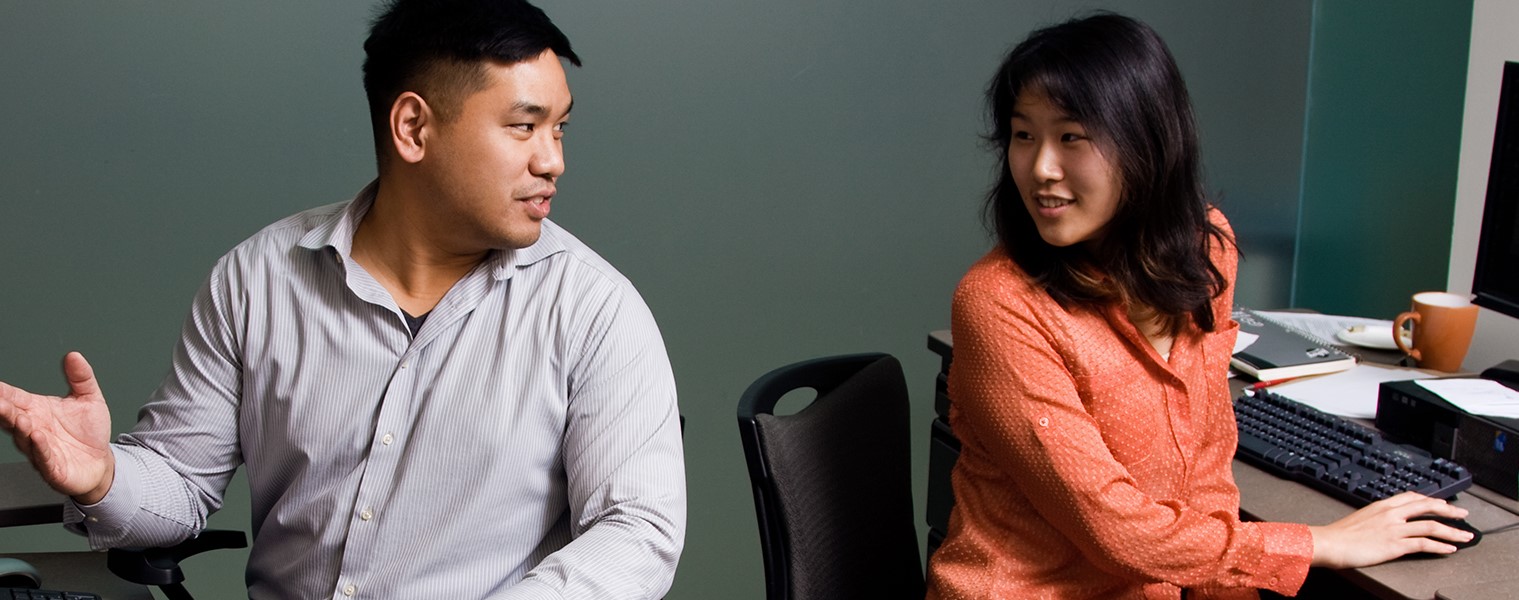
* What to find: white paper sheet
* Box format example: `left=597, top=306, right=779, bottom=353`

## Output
left=1252, top=311, right=1393, bottom=347
left=1415, top=379, right=1519, bottom=419
left=1266, top=363, right=1439, bottom=419
left=1233, top=331, right=1259, bottom=355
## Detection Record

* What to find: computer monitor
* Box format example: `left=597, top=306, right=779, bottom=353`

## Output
left=1472, top=61, right=1519, bottom=320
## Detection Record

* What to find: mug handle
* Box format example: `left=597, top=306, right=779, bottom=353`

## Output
left=1393, top=311, right=1421, bottom=361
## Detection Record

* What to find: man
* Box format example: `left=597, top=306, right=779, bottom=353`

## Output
left=0, top=1, right=686, bottom=597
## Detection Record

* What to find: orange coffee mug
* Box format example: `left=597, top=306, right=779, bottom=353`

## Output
left=1392, top=291, right=1479, bottom=372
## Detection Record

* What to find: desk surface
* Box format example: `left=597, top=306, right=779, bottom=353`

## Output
left=927, top=329, right=1519, bottom=600
left=0, top=552, right=153, bottom=600
left=1235, top=461, right=1519, bottom=599
left=2, top=464, right=153, bottom=599
left=0, top=462, right=64, bottom=528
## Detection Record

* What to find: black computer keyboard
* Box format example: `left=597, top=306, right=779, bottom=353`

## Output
left=1, top=588, right=99, bottom=600
left=1234, top=389, right=1473, bottom=507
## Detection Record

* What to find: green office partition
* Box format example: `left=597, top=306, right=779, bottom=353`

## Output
left=1293, top=0, right=1473, bottom=319
left=3, top=2, right=1315, bottom=597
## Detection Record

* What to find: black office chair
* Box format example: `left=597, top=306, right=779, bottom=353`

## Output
left=736, top=353, right=925, bottom=600
left=107, top=529, right=247, bottom=600
left=0, top=462, right=244, bottom=600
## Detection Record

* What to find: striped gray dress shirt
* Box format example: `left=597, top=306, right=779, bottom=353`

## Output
left=64, top=182, right=687, bottom=599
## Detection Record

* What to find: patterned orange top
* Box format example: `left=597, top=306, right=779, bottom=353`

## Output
left=926, top=213, right=1313, bottom=599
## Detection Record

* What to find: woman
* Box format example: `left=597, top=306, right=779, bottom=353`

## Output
left=926, top=13, right=1473, bottom=599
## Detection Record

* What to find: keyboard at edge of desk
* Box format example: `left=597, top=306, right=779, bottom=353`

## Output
left=2, top=588, right=100, bottom=599
left=1234, top=389, right=1473, bottom=507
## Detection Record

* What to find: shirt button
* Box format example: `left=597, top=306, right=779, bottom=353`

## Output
left=1039, top=417, right=1050, bottom=427
left=382, top=433, right=394, bottom=445
left=87, top=516, right=99, bottom=523
left=343, top=583, right=356, bottom=596
left=360, top=508, right=374, bottom=521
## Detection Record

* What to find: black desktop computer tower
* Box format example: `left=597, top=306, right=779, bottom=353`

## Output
left=1376, top=376, right=1519, bottom=500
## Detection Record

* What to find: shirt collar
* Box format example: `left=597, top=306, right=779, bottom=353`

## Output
left=296, top=179, right=568, bottom=281
left=296, top=180, right=374, bottom=259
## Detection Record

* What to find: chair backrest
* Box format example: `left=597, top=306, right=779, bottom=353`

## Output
left=736, top=353, right=925, bottom=600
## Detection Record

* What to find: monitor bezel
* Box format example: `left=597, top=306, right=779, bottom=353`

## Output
left=1472, top=61, right=1519, bottom=320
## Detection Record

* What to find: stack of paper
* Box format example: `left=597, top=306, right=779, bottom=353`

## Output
left=1266, top=363, right=1439, bottom=419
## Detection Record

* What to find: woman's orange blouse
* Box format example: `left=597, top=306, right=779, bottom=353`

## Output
left=927, top=213, right=1313, bottom=599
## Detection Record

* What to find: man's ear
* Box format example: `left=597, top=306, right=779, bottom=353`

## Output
left=388, top=92, right=431, bottom=164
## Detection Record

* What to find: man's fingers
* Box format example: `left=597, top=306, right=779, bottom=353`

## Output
left=24, top=428, right=46, bottom=466
left=62, top=352, right=103, bottom=400
left=28, top=429, right=68, bottom=491
left=0, top=380, right=35, bottom=420
left=12, top=416, right=36, bottom=455
left=0, top=382, right=19, bottom=425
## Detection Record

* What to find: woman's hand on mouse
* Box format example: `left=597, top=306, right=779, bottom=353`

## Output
left=1308, top=491, right=1474, bottom=568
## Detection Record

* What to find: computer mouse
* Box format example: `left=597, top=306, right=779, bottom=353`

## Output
left=0, top=557, right=42, bottom=589
left=1409, top=515, right=1483, bottom=551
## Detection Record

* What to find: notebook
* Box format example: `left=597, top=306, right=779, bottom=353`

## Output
left=1230, top=307, right=1357, bottom=381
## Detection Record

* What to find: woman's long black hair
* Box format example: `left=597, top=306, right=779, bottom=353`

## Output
left=985, top=13, right=1233, bottom=332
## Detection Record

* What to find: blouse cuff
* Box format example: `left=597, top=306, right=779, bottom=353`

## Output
left=1252, top=521, right=1313, bottom=595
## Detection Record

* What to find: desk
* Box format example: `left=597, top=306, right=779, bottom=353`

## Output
left=0, top=462, right=65, bottom=527
left=1, top=463, right=153, bottom=600
left=925, top=330, right=1519, bottom=600
left=0, top=553, right=153, bottom=600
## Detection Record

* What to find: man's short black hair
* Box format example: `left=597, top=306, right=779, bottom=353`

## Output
left=362, top=0, right=580, bottom=166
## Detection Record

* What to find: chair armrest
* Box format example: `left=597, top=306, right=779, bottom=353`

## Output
left=106, top=529, right=248, bottom=587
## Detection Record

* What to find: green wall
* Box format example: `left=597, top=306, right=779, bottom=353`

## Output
left=1293, top=0, right=1473, bottom=317
left=0, top=2, right=1355, bottom=598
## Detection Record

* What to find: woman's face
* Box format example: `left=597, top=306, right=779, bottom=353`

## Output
left=1007, top=90, right=1123, bottom=248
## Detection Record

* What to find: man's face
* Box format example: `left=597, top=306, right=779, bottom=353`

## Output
left=424, top=49, right=572, bottom=251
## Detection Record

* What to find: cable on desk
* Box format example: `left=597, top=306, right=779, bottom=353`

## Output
left=1479, top=521, right=1519, bottom=536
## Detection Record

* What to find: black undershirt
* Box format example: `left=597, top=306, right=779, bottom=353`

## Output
left=402, top=310, right=429, bottom=337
